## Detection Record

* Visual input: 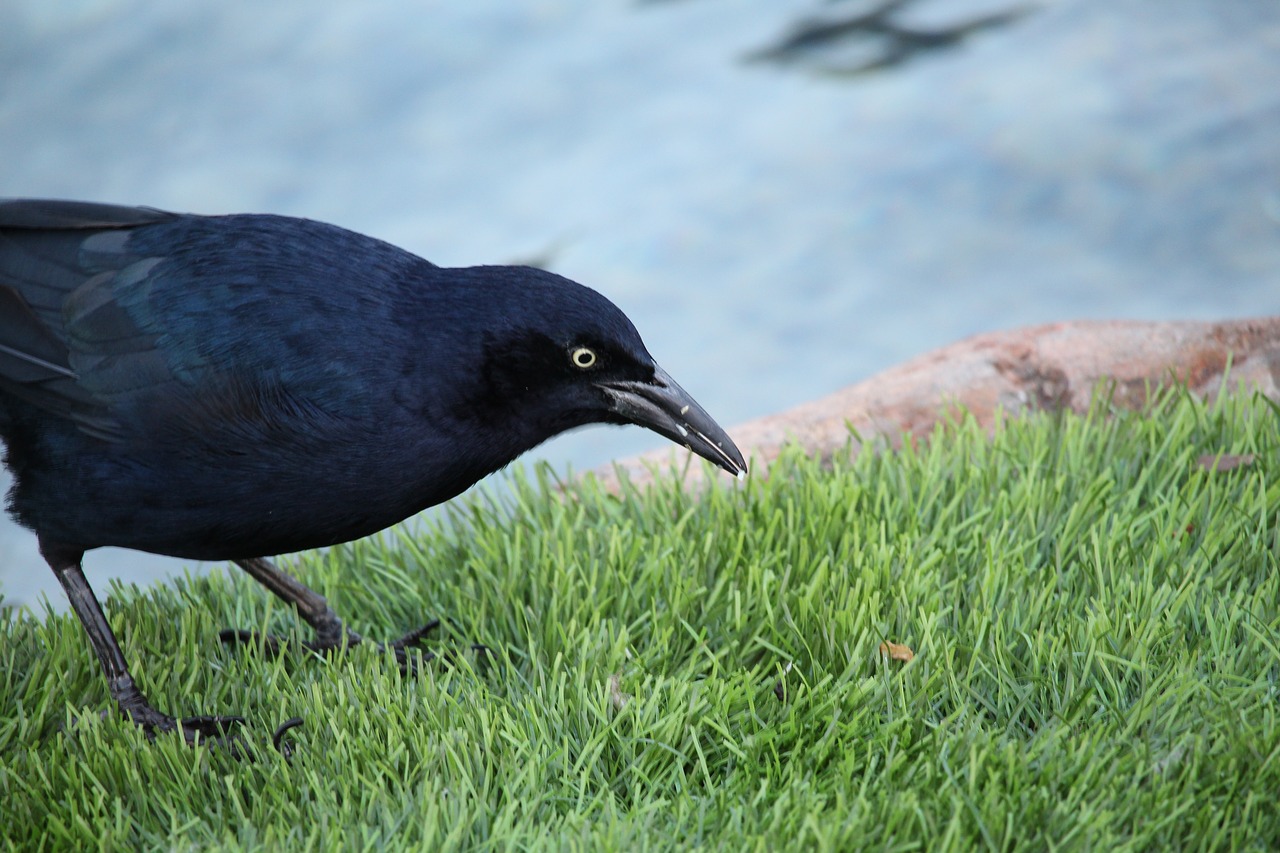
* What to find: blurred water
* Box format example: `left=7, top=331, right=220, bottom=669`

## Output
left=2, top=0, right=1278, bottom=610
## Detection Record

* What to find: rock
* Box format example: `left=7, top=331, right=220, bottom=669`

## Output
left=592, top=317, right=1280, bottom=489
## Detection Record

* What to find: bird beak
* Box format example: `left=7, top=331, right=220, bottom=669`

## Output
left=596, top=365, right=748, bottom=478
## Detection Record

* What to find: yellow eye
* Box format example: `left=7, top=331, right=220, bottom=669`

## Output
left=570, top=346, right=597, bottom=369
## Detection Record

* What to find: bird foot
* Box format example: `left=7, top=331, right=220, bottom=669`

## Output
left=67, top=706, right=266, bottom=759
left=159, top=712, right=246, bottom=741
left=148, top=713, right=302, bottom=759
left=103, top=698, right=300, bottom=758
left=219, top=619, right=443, bottom=669
left=112, top=695, right=243, bottom=740
left=220, top=619, right=494, bottom=674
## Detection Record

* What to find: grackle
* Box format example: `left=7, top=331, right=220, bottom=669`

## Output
left=0, top=199, right=746, bottom=745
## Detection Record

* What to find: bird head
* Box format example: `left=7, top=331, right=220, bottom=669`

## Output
left=452, top=265, right=747, bottom=479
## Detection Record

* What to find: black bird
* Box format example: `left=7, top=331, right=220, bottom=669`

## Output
left=0, top=199, right=746, bottom=744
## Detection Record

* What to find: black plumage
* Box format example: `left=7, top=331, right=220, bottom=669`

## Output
left=0, top=199, right=746, bottom=744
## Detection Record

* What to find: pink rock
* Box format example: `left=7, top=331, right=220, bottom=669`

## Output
left=592, top=317, right=1280, bottom=490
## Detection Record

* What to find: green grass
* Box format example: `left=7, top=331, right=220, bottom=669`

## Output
left=2, top=388, right=1278, bottom=851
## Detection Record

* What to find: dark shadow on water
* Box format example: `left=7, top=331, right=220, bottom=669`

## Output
left=746, top=0, right=1037, bottom=76
left=640, top=0, right=1038, bottom=77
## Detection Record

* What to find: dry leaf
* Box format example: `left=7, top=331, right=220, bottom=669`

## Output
left=879, top=641, right=915, bottom=662
left=608, top=673, right=631, bottom=711
left=1196, top=453, right=1255, bottom=473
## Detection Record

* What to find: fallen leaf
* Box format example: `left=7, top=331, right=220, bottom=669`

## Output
left=1152, top=743, right=1189, bottom=776
left=879, top=641, right=915, bottom=662
left=609, top=673, right=631, bottom=711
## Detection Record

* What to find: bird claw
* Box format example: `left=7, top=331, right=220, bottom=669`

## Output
left=158, top=714, right=300, bottom=761
left=166, top=715, right=302, bottom=761
left=271, top=716, right=305, bottom=759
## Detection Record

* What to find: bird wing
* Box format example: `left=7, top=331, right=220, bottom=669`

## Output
left=0, top=200, right=404, bottom=449
left=0, top=200, right=180, bottom=439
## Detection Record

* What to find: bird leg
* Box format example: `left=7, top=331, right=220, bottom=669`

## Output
left=41, top=538, right=246, bottom=745
left=220, top=556, right=440, bottom=665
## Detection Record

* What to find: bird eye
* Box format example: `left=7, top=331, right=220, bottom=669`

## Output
left=570, top=346, right=597, bottom=369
